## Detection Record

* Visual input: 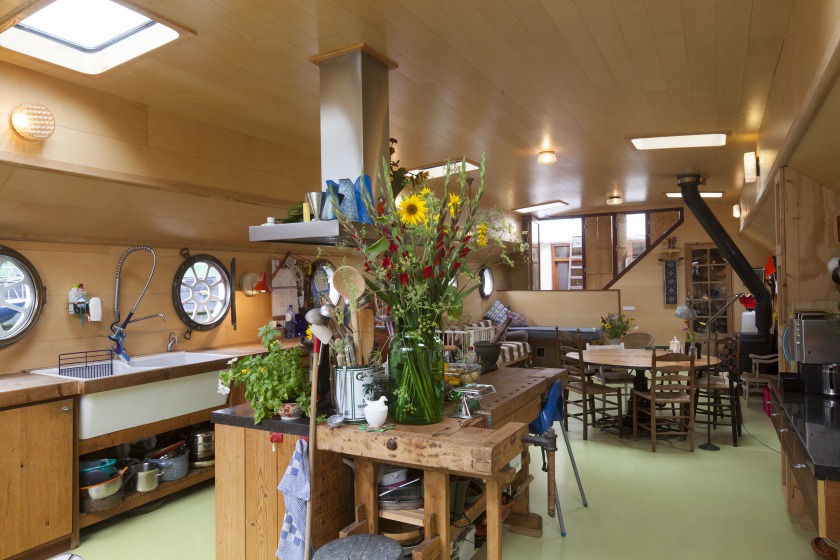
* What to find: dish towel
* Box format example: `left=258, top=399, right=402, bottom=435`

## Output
left=276, top=439, right=310, bottom=560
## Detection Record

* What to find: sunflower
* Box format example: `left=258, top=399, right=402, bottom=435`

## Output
left=419, top=186, right=431, bottom=196
left=397, top=194, right=429, bottom=226
left=448, top=193, right=461, bottom=218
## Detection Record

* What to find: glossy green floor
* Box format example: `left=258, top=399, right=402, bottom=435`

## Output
left=68, top=401, right=817, bottom=560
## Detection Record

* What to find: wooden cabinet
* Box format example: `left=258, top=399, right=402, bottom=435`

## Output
left=686, top=244, right=733, bottom=336
left=0, top=398, right=75, bottom=560
left=215, top=422, right=354, bottom=560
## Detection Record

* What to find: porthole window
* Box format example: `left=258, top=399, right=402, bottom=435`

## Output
left=172, top=254, right=231, bottom=331
left=478, top=266, right=494, bottom=299
left=0, top=246, right=45, bottom=348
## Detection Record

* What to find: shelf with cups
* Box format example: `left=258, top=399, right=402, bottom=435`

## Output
left=79, top=465, right=215, bottom=528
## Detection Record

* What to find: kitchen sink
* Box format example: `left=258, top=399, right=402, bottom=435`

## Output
left=30, top=350, right=233, bottom=439
left=127, top=351, right=232, bottom=368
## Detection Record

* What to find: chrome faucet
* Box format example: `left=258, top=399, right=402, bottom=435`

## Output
left=108, top=246, right=166, bottom=361
left=167, top=332, right=178, bottom=352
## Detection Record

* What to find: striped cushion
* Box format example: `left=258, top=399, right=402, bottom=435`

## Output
left=499, top=340, right=530, bottom=366
left=483, top=300, right=508, bottom=324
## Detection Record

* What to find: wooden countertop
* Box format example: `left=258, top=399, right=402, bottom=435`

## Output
left=0, top=340, right=302, bottom=408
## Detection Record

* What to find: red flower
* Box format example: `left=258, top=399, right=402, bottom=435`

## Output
left=400, top=272, right=409, bottom=285
left=453, top=261, right=462, bottom=270
left=364, top=261, right=371, bottom=272
left=382, top=255, right=392, bottom=269
left=460, top=247, right=470, bottom=258
left=423, top=266, right=434, bottom=278
left=389, top=241, right=398, bottom=254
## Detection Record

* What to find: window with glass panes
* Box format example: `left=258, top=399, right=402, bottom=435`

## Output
left=686, top=244, right=732, bottom=336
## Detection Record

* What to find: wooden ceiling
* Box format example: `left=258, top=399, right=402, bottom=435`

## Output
left=0, top=0, right=798, bottom=216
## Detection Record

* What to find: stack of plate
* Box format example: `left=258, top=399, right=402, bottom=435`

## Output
left=187, top=428, right=215, bottom=468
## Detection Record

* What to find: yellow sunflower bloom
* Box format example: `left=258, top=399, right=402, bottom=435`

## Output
left=448, top=193, right=461, bottom=218
left=305, top=325, right=313, bottom=341
left=477, top=223, right=488, bottom=247
left=397, top=194, right=429, bottom=226
left=419, top=186, right=431, bottom=196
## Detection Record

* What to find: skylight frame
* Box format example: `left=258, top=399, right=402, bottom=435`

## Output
left=0, top=0, right=192, bottom=75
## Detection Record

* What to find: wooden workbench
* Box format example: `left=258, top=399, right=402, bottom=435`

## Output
left=316, top=366, right=562, bottom=560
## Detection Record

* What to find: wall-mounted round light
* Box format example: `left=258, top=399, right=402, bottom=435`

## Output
left=537, top=150, right=557, bottom=165
left=10, top=102, right=55, bottom=140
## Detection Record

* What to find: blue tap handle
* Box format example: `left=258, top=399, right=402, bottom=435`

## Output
left=111, top=331, right=130, bottom=362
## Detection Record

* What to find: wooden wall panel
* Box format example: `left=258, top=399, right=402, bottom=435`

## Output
left=0, top=240, right=334, bottom=374
left=494, top=290, right=620, bottom=328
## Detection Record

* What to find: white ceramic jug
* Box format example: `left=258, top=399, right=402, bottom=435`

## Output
left=364, top=396, right=388, bottom=428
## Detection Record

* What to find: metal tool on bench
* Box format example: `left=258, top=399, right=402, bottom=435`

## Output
left=450, top=383, right=496, bottom=419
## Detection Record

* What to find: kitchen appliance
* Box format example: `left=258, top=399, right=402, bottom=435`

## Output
left=450, top=384, right=496, bottom=419
left=787, top=313, right=840, bottom=396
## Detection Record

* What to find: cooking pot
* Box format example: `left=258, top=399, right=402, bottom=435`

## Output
left=822, top=363, right=840, bottom=397
left=189, top=441, right=215, bottom=455
left=146, top=447, right=189, bottom=482
left=80, top=489, right=123, bottom=513
left=187, top=429, right=215, bottom=444
left=79, top=458, right=117, bottom=476
left=80, top=467, right=127, bottom=500
left=128, top=462, right=164, bottom=493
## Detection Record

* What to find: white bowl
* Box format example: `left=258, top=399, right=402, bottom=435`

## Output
left=364, top=406, right=388, bottom=428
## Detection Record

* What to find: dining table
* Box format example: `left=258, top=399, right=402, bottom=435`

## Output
left=566, top=348, right=720, bottom=392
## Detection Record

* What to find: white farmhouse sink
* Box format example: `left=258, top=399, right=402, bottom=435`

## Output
left=31, top=350, right=233, bottom=439
left=127, top=351, right=232, bottom=368
left=76, top=371, right=227, bottom=439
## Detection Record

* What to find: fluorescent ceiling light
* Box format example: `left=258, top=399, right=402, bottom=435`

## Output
left=0, top=0, right=185, bottom=75
left=630, top=133, right=727, bottom=150
left=408, top=160, right=479, bottom=180
left=513, top=200, right=569, bottom=214
left=666, top=192, right=723, bottom=198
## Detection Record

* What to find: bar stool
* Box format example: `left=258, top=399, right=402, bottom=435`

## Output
left=314, top=534, right=403, bottom=560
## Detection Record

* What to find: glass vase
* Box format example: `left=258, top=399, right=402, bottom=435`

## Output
left=388, top=330, right=445, bottom=425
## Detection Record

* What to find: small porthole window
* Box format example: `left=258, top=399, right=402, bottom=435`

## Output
left=478, top=266, right=494, bottom=299
left=172, top=254, right=231, bottom=331
left=0, top=246, right=45, bottom=348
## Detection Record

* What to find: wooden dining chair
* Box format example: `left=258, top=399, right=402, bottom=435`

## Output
left=585, top=342, right=636, bottom=400
left=694, top=336, right=742, bottom=446
left=559, top=334, right=624, bottom=440
left=740, top=353, right=778, bottom=405
left=620, top=332, right=655, bottom=349
left=632, top=351, right=695, bottom=452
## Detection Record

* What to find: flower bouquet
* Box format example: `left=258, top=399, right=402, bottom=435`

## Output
left=336, top=155, right=526, bottom=424
left=599, top=312, right=634, bottom=341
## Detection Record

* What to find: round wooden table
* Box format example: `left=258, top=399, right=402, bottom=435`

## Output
left=566, top=348, right=720, bottom=390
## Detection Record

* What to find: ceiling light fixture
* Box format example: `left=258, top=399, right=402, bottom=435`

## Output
left=513, top=200, right=569, bottom=214
left=537, top=150, right=557, bottom=164
left=665, top=192, right=723, bottom=198
left=732, top=204, right=742, bottom=219
left=407, top=159, right=479, bottom=180
left=744, top=151, right=758, bottom=183
left=606, top=195, right=622, bottom=206
left=630, top=133, right=727, bottom=150
left=10, top=102, right=55, bottom=140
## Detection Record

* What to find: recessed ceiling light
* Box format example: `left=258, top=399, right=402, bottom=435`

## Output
left=407, top=159, right=479, bottom=180
left=513, top=200, right=569, bottom=214
left=0, top=0, right=189, bottom=75
left=630, top=133, right=727, bottom=150
left=537, top=150, right=557, bottom=164
left=666, top=192, right=723, bottom=198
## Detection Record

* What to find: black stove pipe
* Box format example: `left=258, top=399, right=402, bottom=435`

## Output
left=678, top=174, right=772, bottom=342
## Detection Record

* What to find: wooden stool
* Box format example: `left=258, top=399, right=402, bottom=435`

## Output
left=314, top=534, right=403, bottom=560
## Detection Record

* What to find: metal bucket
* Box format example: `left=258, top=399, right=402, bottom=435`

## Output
left=334, top=365, right=376, bottom=423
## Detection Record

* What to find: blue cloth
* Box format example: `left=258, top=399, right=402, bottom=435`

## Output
left=276, top=439, right=310, bottom=560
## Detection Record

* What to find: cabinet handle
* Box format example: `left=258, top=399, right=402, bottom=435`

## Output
left=793, top=463, right=806, bottom=470
left=61, top=406, right=71, bottom=412
left=777, top=428, right=788, bottom=433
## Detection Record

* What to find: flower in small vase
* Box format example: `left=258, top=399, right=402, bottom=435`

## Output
left=599, top=312, right=634, bottom=340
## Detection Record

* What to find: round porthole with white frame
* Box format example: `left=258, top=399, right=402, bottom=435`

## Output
left=478, top=266, right=494, bottom=299
left=172, top=253, right=231, bottom=331
left=0, top=245, right=45, bottom=349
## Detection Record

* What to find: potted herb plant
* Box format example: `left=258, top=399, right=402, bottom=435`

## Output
left=218, top=323, right=311, bottom=423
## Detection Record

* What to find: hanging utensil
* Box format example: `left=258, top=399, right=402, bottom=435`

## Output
left=332, top=266, right=366, bottom=364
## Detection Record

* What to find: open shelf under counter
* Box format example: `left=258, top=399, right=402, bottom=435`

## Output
left=79, top=466, right=215, bottom=528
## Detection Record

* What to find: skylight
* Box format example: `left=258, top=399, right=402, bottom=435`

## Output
left=630, top=133, right=727, bottom=150
left=0, top=0, right=183, bottom=75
